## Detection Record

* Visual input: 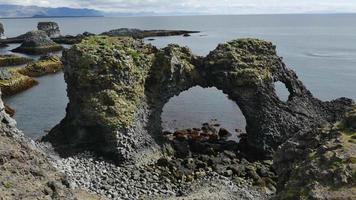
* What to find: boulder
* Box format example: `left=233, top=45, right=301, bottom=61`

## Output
left=37, top=22, right=61, bottom=38
left=12, top=30, right=63, bottom=55
left=43, top=36, right=353, bottom=164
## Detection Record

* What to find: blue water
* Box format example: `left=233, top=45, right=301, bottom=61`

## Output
left=1, top=14, right=355, bottom=138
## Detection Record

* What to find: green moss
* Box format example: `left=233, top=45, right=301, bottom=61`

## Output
left=0, top=55, right=33, bottom=67
left=68, top=36, right=155, bottom=128
left=3, top=182, right=12, bottom=189
left=17, top=56, right=63, bottom=77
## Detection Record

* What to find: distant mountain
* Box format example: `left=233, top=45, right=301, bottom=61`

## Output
left=0, top=4, right=103, bottom=18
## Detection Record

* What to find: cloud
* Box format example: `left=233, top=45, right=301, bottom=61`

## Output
left=1, top=0, right=356, bottom=14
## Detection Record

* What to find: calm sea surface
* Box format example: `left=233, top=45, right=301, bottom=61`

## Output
left=1, top=14, right=356, bottom=138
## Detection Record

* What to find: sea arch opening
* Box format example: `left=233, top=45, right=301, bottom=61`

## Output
left=160, top=85, right=247, bottom=141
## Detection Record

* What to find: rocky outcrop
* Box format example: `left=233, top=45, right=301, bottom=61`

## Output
left=12, top=30, right=63, bottom=55
left=273, top=106, right=356, bottom=199
left=38, top=21, right=61, bottom=38
left=0, top=90, right=69, bottom=199
left=0, top=89, right=105, bottom=199
left=0, top=54, right=33, bottom=67
left=17, top=55, right=63, bottom=77
left=101, top=28, right=199, bottom=38
left=44, top=36, right=353, bottom=165
left=0, top=68, right=38, bottom=96
left=0, top=22, right=4, bottom=39
left=203, top=39, right=352, bottom=157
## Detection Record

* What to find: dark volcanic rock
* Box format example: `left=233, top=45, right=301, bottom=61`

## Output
left=37, top=22, right=61, bottom=38
left=12, top=30, right=63, bottom=55
left=0, top=22, right=4, bottom=38
left=203, top=39, right=353, bottom=157
left=101, top=28, right=199, bottom=38
left=273, top=107, right=356, bottom=199
left=43, top=36, right=353, bottom=165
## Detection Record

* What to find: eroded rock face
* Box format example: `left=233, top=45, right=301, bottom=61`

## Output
left=44, top=36, right=353, bottom=165
left=12, top=30, right=63, bottom=55
left=273, top=106, right=356, bottom=199
left=0, top=90, right=75, bottom=199
left=38, top=22, right=61, bottom=38
left=203, top=39, right=353, bottom=156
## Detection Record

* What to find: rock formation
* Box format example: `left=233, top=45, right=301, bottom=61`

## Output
left=101, top=28, right=199, bottom=38
left=0, top=68, right=38, bottom=96
left=203, top=39, right=352, bottom=157
left=17, top=55, right=63, bottom=77
left=12, top=30, right=63, bottom=55
left=273, top=106, right=356, bottom=199
left=0, top=89, right=105, bottom=199
left=0, top=22, right=4, bottom=39
left=37, top=22, right=61, bottom=38
left=43, top=36, right=353, bottom=167
left=0, top=54, right=33, bottom=67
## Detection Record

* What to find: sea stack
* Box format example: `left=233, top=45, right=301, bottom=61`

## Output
left=12, top=30, right=63, bottom=55
left=37, top=22, right=61, bottom=38
left=0, top=22, right=4, bottom=39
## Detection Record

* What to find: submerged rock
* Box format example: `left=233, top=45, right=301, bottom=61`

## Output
left=12, top=30, right=63, bottom=55
left=37, top=21, right=61, bottom=38
left=44, top=36, right=353, bottom=166
left=17, top=55, right=63, bottom=77
left=0, top=55, right=33, bottom=67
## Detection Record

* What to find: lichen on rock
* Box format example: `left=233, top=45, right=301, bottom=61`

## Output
left=273, top=106, right=356, bottom=199
left=0, top=54, right=33, bottom=67
left=17, top=55, right=63, bottom=77
left=44, top=36, right=353, bottom=169
left=0, top=68, right=38, bottom=96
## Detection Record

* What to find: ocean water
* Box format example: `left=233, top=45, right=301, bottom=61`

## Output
left=1, top=14, right=356, bottom=138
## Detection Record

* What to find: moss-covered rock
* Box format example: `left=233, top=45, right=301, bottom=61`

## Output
left=273, top=107, right=356, bottom=199
left=17, top=55, right=63, bottom=77
left=0, top=55, right=33, bottom=67
left=0, top=69, right=38, bottom=96
left=12, top=30, right=63, bottom=55
left=44, top=36, right=353, bottom=166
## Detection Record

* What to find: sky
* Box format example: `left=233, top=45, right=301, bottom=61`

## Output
left=1, top=0, right=356, bottom=14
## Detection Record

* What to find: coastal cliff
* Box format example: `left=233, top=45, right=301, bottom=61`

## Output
left=0, top=90, right=104, bottom=199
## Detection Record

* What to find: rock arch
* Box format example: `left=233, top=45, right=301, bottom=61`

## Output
left=43, top=36, right=353, bottom=163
